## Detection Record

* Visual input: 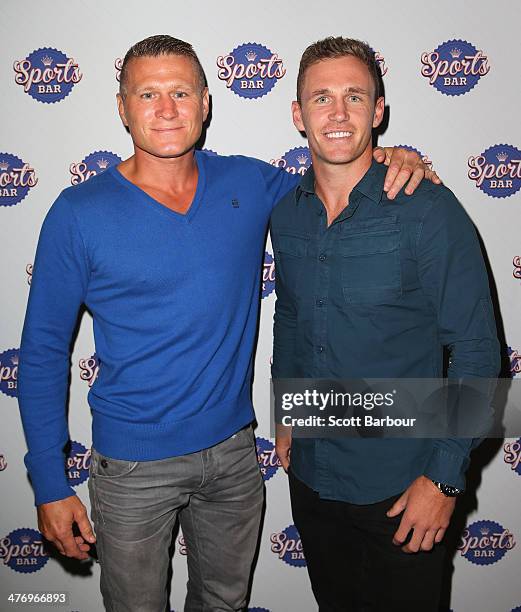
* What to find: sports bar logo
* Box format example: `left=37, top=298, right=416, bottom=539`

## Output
left=262, top=252, right=275, bottom=299
left=0, top=154, right=38, bottom=207
left=26, top=264, right=33, bottom=285
left=504, top=439, right=521, bottom=477
left=115, top=57, right=123, bottom=82
left=79, top=353, right=100, bottom=387
left=468, top=145, right=521, bottom=198
left=269, top=146, right=311, bottom=176
left=0, top=528, right=49, bottom=573
left=248, top=608, right=271, bottom=612
left=70, top=151, right=122, bottom=185
left=66, top=441, right=91, bottom=487
left=374, top=50, right=388, bottom=76
left=0, top=454, right=7, bottom=471
left=396, top=145, right=433, bottom=170
left=0, top=349, right=19, bottom=398
left=255, top=437, right=281, bottom=480
left=508, top=347, right=520, bottom=378
left=217, top=43, right=286, bottom=99
left=270, top=524, right=306, bottom=567
left=514, top=256, right=521, bottom=280
left=457, top=520, right=515, bottom=565
left=421, top=39, right=489, bottom=96
left=13, top=48, right=82, bottom=103
left=177, top=533, right=187, bottom=555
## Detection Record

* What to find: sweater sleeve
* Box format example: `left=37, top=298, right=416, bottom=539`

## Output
left=18, top=192, right=90, bottom=505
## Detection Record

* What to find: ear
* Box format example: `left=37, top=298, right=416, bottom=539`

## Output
left=292, top=100, right=305, bottom=132
left=116, top=93, right=128, bottom=127
left=372, top=96, right=385, bottom=129
left=201, top=87, right=210, bottom=122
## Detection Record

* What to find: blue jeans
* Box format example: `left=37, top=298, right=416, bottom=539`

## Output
left=88, top=425, right=264, bottom=612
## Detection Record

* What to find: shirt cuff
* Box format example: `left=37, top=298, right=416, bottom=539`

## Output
left=422, top=447, right=470, bottom=490
left=25, top=451, right=76, bottom=506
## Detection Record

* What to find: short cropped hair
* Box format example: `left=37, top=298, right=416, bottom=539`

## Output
left=296, top=36, right=382, bottom=103
left=119, top=34, right=207, bottom=96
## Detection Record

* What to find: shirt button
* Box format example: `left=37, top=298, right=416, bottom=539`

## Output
left=319, top=254, right=326, bottom=262
left=316, top=299, right=324, bottom=307
left=316, top=345, right=325, bottom=353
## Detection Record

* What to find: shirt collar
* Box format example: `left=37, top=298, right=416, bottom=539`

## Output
left=295, top=157, right=387, bottom=205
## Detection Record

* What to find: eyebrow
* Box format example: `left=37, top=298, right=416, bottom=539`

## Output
left=310, top=86, right=369, bottom=96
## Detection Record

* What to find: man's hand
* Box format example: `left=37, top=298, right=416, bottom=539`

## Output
left=37, top=495, right=96, bottom=560
left=275, top=423, right=292, bottom=472
left=387, top=475, right=456, bottom=553
left=373, top=146, right=441, bottom=199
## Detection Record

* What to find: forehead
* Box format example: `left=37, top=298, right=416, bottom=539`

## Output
left=125, top=54, right=199, bottom=85
left=302, top=55, right=374, bottom=94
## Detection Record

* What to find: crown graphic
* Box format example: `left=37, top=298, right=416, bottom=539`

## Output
left=0, top=161, right=9, bottom=172
left=296, top=154, right=308, bottom=165
left=496, top=152, right=508, bottom=162
left=41, top=55, right=53, bottom=67
left=449, top=48, right=462, bottom=59
left=96, top=158, right=109, bottom=170
left=245, top=50, right=257, bottom=62
left=480, top=527, right=490, bottom=536
left=11, top=354, right=19, bottom=366
left=20, top=535, right=31, bottom=544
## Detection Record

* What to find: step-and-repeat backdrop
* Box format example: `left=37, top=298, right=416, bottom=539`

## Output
left=1, top=1, right=520, bottom=611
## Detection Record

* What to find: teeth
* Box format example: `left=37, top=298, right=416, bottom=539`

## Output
left=325, top=131, right=352, bottom=139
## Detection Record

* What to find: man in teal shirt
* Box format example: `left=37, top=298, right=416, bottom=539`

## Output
left=271, top=37, right=500, bottom=611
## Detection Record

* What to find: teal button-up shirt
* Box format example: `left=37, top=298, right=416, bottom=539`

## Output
left=270, top=160, right=500, bottom=504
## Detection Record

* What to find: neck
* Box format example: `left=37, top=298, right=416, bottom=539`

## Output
left=118, top=147, right=198, bottom=192
left=313, top=147, right=373, bottom=226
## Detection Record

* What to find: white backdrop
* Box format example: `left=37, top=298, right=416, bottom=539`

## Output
left=1, top=1, right=520, bottom=611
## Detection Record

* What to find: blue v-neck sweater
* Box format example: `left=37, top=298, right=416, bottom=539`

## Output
left=18, top=151, right=297, bottom=505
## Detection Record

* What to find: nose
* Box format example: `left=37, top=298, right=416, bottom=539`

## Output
left=328, top=97, right=349, bottom=123
left=156, top=94, right=178, bottom=120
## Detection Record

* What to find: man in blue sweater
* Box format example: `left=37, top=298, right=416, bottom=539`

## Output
left=18, top=35, right=435, bottom=611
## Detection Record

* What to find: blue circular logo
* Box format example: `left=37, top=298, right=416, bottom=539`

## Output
left=270, top=524, right=306, bottom=567
left=217, top=43, right=286, bottom=99
left=66, top=441, right=91, bottom=487
left=0, top=153, right=38, bottom=207
left=458, top=520, right=515, bottom=565
left=262, top=252, right=275, bottom=299
left=0, top=528, right=49, bottom=573
left=0, top=348, right=19, bottom=398
left=396, top=145, right=433, bottom=170
left=270, top=146, right=311, bottom=176
left=249, top=608, right=270, bottom=612
left=255, top=437, right=281, bottom=480
left=468, top=145, right=521, bottom=199
left=421, top=39, right=489, bottom=96
left=70, top=151, right=121, bottom=186
left=508, top=347, right=520, bottom=378
left=13, top=48, right=82, bottom=103
left=511, top=606, right=521, bottom=612
left=504, top=439, right=521, bottom=477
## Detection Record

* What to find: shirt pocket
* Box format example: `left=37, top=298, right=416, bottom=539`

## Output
left=274, top=233, right=309, bottom=295
left=340, top=228, right=402, bottom=305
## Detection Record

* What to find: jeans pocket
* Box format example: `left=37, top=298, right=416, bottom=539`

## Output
left=91, top=448, right=139, bottom=479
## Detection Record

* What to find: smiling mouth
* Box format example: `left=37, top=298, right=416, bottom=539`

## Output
left=324, top=131, right=352, bottom=139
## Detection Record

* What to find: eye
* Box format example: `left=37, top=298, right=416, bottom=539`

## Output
left=140, top=92, right=153, bottom=100
left=316, top=95, right=329, bottom=104
left=174, top=91, right=188, bottom=98
left=348, top=95, right=361, bottom=103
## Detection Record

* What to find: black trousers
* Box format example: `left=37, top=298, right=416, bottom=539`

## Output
left=289, top=470, right=446, bottom=612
